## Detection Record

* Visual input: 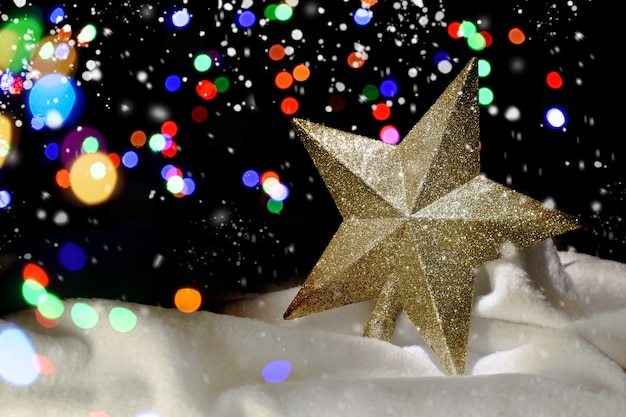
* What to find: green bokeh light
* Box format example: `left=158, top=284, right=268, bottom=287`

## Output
left=71, top=302, right=99, bottom=330
left=109, top=307, right=137, bottom=333
left=267, top=199, right=283, bottom=214
left=214, top=76, right=230, bottom=93
left=459, top=21, right=476, bottom=38
left=477, top=59, right=492, bottom=77
left=81, top=136, right=100, bottom=153
left=37, top=293, right=65, bottom=320
left=362, top=84, right=379, bottom=101
left=467, top=33, right=486, bottom=51
left=478, top=86, right=494, bottom=106
left=193, top=54, right=212, bottom=72
left=22, top=279, right=47, bottom=307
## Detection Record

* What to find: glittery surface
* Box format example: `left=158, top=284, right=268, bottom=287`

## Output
left=283, top=58, right=581, bottom=375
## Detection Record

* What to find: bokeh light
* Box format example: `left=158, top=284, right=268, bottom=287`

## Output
left=262, top=359, right=292, bottom=383
left=380, top=125, right=400, bottom=144
left=242, top=169, right=260, bottom=187
left=23, top=263, right=49, bottom=287
left=0, top=114, right=11, bottom=168
left=379, top=79, right=398, bottom=98
left=164, top=74, right=182, bottom=92
left=68, top=152, right=119, bottom=205
left=109, top=307, right=137, bottom=333
left=546, top=71, right=563, bottom=89
left=0, top=326, right=39, bottom=386
left=353, top=8, right=372, bottom=26
left=59, top=242, right=88, bottom=271
left=71, top=302, right=99, bottom=329
left=508, top=27, right=526, bottom=45
left=171, top=9, right=191, bottom=28
left=37, top=292, right=65, bottom=321
left=238, top=10, right=256, bottom=28
left=174, top=288, right=202, bottom=313
left=478, top=86, right=494, bottom=106
left=27, top=73, right=81, bottom=129
left=193, top=54, right=212, bottom=72
left=545, top=106, right=567, bottom=129
left=0, top=190, right=11, bottom=210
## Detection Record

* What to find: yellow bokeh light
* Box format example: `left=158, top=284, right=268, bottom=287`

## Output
left=69, top=152, right=118, bottom=205
left=0, top=114, right=12, bottom=168
left=29, top=34, right=79, bottom=79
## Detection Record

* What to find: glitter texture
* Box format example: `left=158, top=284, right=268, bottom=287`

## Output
left=283, top=58, right=581, bottom=375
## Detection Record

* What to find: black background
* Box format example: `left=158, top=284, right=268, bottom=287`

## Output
left=0, top=1, right=621, bottom=316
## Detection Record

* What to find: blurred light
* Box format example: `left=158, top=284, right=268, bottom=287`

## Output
left=478, top=86, right=494, bottom=106
left=196, top=80, right=217, bottom=100
left=61, top=126, right=107, bottom=168
left=379, top=79, right=398, bottom=98
left=121, top=150, right=139, bottom=168
left=164, top=74, right=182, bottom=92
left=508, top=27, right=526, bottom=45
left=0, top=14, right=44, bottom=73
left=545, top=106, right=567, bottom=128
left=353, top=8, right=372, bottom=26
left=49, top=7, right=65, bottom=24
left=174, top=288, right=202, bottom=313
left=148, top=133, right=167, bottom=152
left=0, top=190, right=12, bottom=209
left=362, top=84, right=379, bottom=101
left=280, top=97, right=299, bottom=115
left=171, top=9, right=191, bottom=28
left=32, top=354, right=55, bottom=375
left=267, top=199, right=284, bottom=213
left=433, top=51, right=450, bottom=66
left=76, top=24, right=97, bottom=45
left=193, top=54, right=212, bottom=72
left=0, top=114, right=11, bottom=168
left=161, top=120, right=178, bottom=138
left=242, top=169, right=260, bottom=187
left=28, top=73, right=80, bottom=129
left=274, top=4, right=294, bottom=21
left=59, top=242, right=88, bottom=271
left=467, top=32, right=486, bottom=51
left=0, top=326, right=39, bottom=386
left=130, top=130, right=147, bottom=148
left=262, top=360, right=292, bottom=383
left=380, top=125, right=400, bottom=144
left=22, top=279, right=47, bottom=306
left=238, top=10, right=256, bottom=28
left=347, top=51, right=366, bottom=68
left=447, top=22, right=462, bottom=39
left=477, top=59, right=492, bottom=77
left=191, top=106, right=208, bottom=123
left=292, top=64, right=310, bottom=82
left=546, top=71, right=563, bottom=89
left=214, top=76, right=230, bottom=93
left=37, top=292, right=64, bottom=321
left=44, top=142, right=60, bottom=160
left=71, top=302, right=99, bottom=330
left=23, top=263, right=49, bottom=287
left=69, top=152, right=119, bottom=205
left=109, top=307, right=137, bottom=333
left=275, top=71, right=294, bottom=89
left=372, top=103, right=390, bottom=120
left=268, top=44, right=285, bottom=61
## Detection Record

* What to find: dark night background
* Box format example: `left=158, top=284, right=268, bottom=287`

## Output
left=0, top=0, right=621, bottom=317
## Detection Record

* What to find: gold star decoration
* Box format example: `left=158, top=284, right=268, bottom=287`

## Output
left=283, top=58, right=581, bottom=375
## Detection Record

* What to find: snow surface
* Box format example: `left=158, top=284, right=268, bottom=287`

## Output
left=1, top=239, right=626, bottom=416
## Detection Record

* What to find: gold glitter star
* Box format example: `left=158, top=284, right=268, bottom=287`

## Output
left=283, top=58, right=580, bottom=375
